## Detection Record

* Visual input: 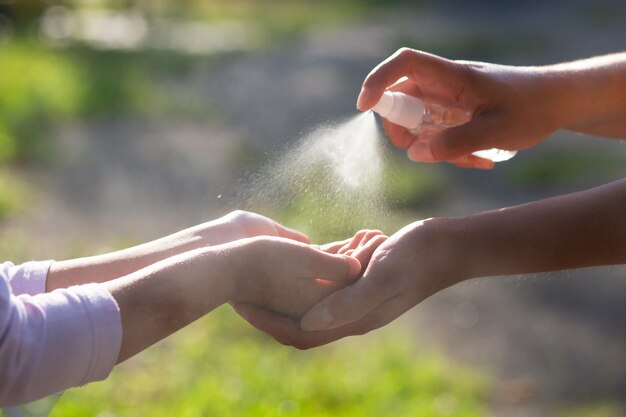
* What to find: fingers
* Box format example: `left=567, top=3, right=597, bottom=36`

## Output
left=232, top=296, right=407, bottom=350
left=449, top=155, right=495, bottom=170
left=299, top=269, right=393, bottom=331
left=352, top=235, right=388, bottom=272
left=289, top=244, right=361, bottom=281
left=406, top=139, right=495, bottom=169
left=382, top=119, right=417, bottom=150
left=231, top=302, right=367, bottom=349
left=426, top=113, right=505, bottom=162
left=338, top=230, right=384, bottom=255
left=337, top=230, right=369, bottom=254
left=357, top=48, right=465, bottom=111
left=318, top=238, right=351, bottom=254
left=231, top=302, right=300, bottom=346
left=273, top=223, right=311, bottom=244
left=381, top=79, right=422, bottom=150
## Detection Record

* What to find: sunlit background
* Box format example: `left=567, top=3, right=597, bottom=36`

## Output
left=1, top=1, right=626, bottom=416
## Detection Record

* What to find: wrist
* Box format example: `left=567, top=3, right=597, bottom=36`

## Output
left=159, top=246, right=240, bottom=307
left=408, top=217, right=472, bottom=286
left=428, top=215, right=496, bottom=283
left=206, top=238, right=259, bottom=302
left=541, top=59, right=617, bottom=132
left=521, top=67, right=578, bottom=133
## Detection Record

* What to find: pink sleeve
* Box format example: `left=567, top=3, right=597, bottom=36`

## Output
left=3, top=261, right=53, bottom=296
left=0, top=262, right=122, bottom=407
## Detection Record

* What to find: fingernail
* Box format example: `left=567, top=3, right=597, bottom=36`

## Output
left=301, top=306, right=333, bottom=331
left=344, top=255, right=361, bottom=277
left=356, top=86, right=371, bottom=110
left=407, top=141, right=435, bottom=162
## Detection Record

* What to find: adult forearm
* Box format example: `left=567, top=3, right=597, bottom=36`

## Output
left=102, top=248, right=234, bottom=363
left=449, top=178, right=626, bottom=279
left=547, top=52, right=626, bottom=138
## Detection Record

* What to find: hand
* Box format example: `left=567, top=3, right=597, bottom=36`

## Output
left=47, top=210, right=308, bottom=291
left=231, top=229, right=387, bottom=320
left=357, top=48, right=565, bottom=168
left=177, top=210, right=310, bottom=248
left=232, top=219, right=464, bottom=349
left=315, top=229, right=389, bottom=274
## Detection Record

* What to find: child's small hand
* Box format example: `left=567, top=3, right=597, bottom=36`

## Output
left=229, top=237, right=360, bottom=318
left=219, top=210, right=309, bottom=243
left=229, top=230, right=387, bottom=320
left=157, top=210, right=309, bottom=257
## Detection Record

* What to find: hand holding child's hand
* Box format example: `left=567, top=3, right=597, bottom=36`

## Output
left=231, top=229, right=388, bottom=329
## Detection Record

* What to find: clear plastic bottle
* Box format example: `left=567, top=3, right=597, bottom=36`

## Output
left=371, top=91, right=516, bottom=162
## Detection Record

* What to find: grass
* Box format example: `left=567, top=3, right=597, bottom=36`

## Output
left=0, top=169, right=30, bottom=220
left=0, top=42, right=81, bottom=162
left=44, top=307, right=488, bottom=417
left=0, top=38, right=225, bottom=165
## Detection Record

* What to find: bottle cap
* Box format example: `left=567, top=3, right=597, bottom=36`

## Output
left=371, top=91, right=424, bottom=130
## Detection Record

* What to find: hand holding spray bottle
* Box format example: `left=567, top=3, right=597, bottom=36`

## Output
left=371, top=91, right=516, bottom=163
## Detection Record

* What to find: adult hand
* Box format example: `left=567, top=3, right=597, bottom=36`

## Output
left=232, top=219, right=462, bottom=349
left=357, top=48, right=566, bottom=168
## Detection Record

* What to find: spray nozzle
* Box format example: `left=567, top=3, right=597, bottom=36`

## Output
left=369, top=91, right=517, bottom=163
left=370, top=91, right=425, bottom=131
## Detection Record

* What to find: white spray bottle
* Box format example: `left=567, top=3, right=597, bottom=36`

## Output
left=371, top=91, right=516, bottom=162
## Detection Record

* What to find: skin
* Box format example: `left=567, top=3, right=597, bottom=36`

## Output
left=46, top=210, right=385, bottom=363
left=356, top=49, right=626, bottom=169
left=232, top=50, right=626, bottom=349
left=46, top=210, right=310, bottom=291
left=235, top=178, right=626, bottom=349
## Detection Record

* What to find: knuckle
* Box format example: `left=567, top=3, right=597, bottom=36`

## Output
left=364, top=230, right=384, bottom=240
left=228, top=209, right=247, bottom=219
left=396, top=47, right=415, bottom=60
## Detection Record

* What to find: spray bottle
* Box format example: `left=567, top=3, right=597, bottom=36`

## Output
left=371, top=91, right=516, bottom=162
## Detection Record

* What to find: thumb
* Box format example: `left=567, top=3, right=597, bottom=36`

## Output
left=300, top=272, right=392, bottom=331
left=416, top=113, right=506, bottom=162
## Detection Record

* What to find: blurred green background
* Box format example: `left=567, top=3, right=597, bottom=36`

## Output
left=1, top=1, right=625, bottom=416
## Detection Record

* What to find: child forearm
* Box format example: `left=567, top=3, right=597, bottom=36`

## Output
left=102, top=247, right=234, bottom=363
left=45, top=214, right=263, bottom=291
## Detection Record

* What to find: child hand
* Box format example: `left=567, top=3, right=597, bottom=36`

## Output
left=229, top=237, right=361, bottom=318
left=217, top=210, right=310, bottom=243
left=230, top=230, right=388, bottom=320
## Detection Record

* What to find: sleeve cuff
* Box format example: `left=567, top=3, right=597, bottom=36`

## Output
left=69, top=283, right=123, bottom=384
left=8, top=261, right=54, bottom=296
